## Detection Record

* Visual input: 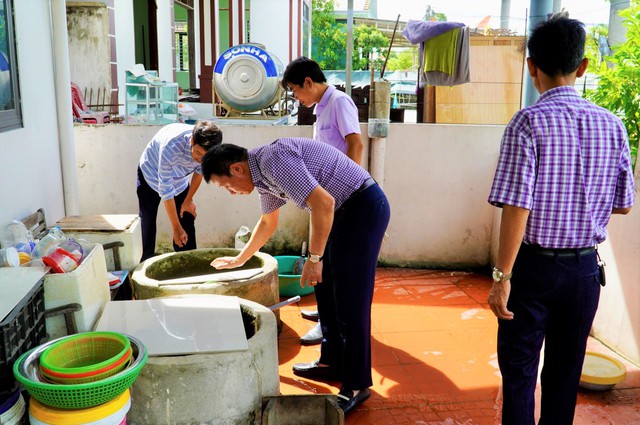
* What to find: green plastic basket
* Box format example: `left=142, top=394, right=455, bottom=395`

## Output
left=13, top=335, right=147, bottom=409
left=39, top=331, right=130, bottom=374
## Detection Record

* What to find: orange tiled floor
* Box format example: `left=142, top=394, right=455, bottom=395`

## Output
left=276, top=268, right=640, bottom=424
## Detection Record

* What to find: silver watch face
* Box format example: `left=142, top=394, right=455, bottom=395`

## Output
left=492, top=268, right=503, bottom=282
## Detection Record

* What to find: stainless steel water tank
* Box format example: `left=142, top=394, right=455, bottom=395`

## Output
left=213, top=44, right=284, bottom=112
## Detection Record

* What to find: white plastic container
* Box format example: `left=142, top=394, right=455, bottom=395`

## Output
left=58, top=216, right=142, bottom=272
left=0, top=391, right=25, bottom=425
left=29, top=389, right=130, bottom=425
left=0, top=247, right=20, bottom=267
left=367, top=118, right=390, bottom=138
left=44, top=243, right=110, bottom=339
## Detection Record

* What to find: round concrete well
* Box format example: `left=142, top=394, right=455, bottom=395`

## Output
left=128, top=296, right=280, bottom=425
left=132, top=248, right=279, bottom=311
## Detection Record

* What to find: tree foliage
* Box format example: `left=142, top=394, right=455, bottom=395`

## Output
left=586, top=2, right=640, bottom=164
left=311, top=0, right=389, bottom=71
left=311, top=0, right=346, bottom=69
left=386, top=48, right=419, bottom=71
left=584, top=24, right=609, bottom=73
left=0, top=8, right=7, bottom=54
left=353, top=25, right=388, bottom=71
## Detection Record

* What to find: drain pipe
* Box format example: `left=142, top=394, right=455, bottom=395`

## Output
left=50, top=0, right=80, bottom=215
left=522, top=0, right=553, bottom=107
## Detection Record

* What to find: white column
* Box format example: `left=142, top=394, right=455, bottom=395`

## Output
left=51, top=0, right=79, bottom=215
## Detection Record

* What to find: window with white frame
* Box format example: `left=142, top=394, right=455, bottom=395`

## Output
left=0, top=0, right=22, bottom=132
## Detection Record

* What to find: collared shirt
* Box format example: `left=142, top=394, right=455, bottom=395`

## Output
left=247, top=137, right=370, bottom=214
left=139, top=123, right=201, bottom=201
left=313, top=85, right=361, bottom=153
left=488, top=86, right=635, bottom=248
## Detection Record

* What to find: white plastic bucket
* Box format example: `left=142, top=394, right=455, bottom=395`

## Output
left=0, top=392, right=26, bottom=425
left=29, top=389, right=130, bottom=425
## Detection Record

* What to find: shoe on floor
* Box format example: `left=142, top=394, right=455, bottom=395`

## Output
left=300, top=322, right=323, bottom=345
left=292, top=360, right=340, bottom=381
left=301, top=309, right=319, bottom=321
left=336, top=387, right=371, bottom=415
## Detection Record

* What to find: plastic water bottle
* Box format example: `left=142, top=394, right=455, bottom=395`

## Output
left=32, top=227, right=65, bottom=258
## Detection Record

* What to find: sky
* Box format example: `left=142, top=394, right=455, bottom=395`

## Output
left=376, top=0, right=612, bottom=33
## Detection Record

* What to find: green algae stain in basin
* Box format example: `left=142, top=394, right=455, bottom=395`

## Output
left=145, top=248, right=263, bottom=281
left=132, top=248, right=279, bottom=311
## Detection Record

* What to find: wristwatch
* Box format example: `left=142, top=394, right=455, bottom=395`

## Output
left=492, top=267, right=512, bottom=284
left=308, top=253, right=323, bottom=263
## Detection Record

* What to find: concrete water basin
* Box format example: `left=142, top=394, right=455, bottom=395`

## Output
left=131, top=248, right=279, bottom=310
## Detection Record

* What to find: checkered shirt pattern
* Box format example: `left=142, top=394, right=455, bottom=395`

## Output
left=488, top=86, right=635, bottom=248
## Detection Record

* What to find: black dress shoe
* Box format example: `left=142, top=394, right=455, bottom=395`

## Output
left=336, top=387, right=371, bottom=415
left=301, top=309, right=320, bottom=321
left=292, top=360, right=340, bottom=381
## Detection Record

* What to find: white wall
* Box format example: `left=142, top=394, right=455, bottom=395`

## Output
left=382, top=124, right=502, bottom=268
left=250, top=0, right=294, bottom=64
left=73, top=123, right=501, bottom=267
left=156, top=0, right=175, bottom=83
left=592, top=169, right=640, bottom=363
left=114, top=0, right=136, bottom=116
left=0, top=1, right=66, bottom=229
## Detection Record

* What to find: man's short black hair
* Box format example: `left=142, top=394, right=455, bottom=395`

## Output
left=527, top=14, right=586, bottom=77
left=201, top=143, right=248, bottom=182
left=192, top=120, right=223, bottom=150
left=281, top=56, right=327, bottom=90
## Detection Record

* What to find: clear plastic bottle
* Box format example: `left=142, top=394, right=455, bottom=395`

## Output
left=32, top=227, right=65, bottom=259
left=4, top=220, right=33, bottom=254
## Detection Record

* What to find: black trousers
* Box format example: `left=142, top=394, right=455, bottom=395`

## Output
left=314, top=183, right=390, bottom=390
left=498, top=244, right=601, bottom=425
left=136, top=167, right=196, bottom=262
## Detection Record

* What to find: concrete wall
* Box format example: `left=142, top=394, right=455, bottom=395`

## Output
left=67, top=3, right=112, bottom=95
left=0, top=1, right=66, bottom=228
left=592, top=170, right=640, bottom=363
left=73, top=123, right=501, bottom=267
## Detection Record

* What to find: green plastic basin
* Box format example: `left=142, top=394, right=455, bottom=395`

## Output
left=274, top=256, right=314, bottom=297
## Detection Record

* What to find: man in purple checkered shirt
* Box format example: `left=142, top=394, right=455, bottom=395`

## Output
left=201, top=137, right=390, bottom=415
left=487, top=15, right=635, bottom=425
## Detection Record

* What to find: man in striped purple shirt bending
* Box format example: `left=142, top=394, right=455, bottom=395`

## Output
left=201, top=138, right=390, bottom=415
left=487, top=15, right=635, bottom=425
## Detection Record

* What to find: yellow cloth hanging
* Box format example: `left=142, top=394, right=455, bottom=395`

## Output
left=423, top=28, right=459, bottom=76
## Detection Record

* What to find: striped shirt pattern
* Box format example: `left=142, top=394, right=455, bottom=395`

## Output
left=314, top=85, right=361, bottom=153
left=247, top=137, right=370, bottom=214
left=489, top=86, right=635, bottom=248
left=139, top=123, right=201, bottom=201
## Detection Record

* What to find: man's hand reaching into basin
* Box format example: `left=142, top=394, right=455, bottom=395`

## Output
left=211, top=256, right=245, bottom=270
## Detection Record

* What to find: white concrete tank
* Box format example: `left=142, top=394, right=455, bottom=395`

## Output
left=124, top=296, right=280, bottom=425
